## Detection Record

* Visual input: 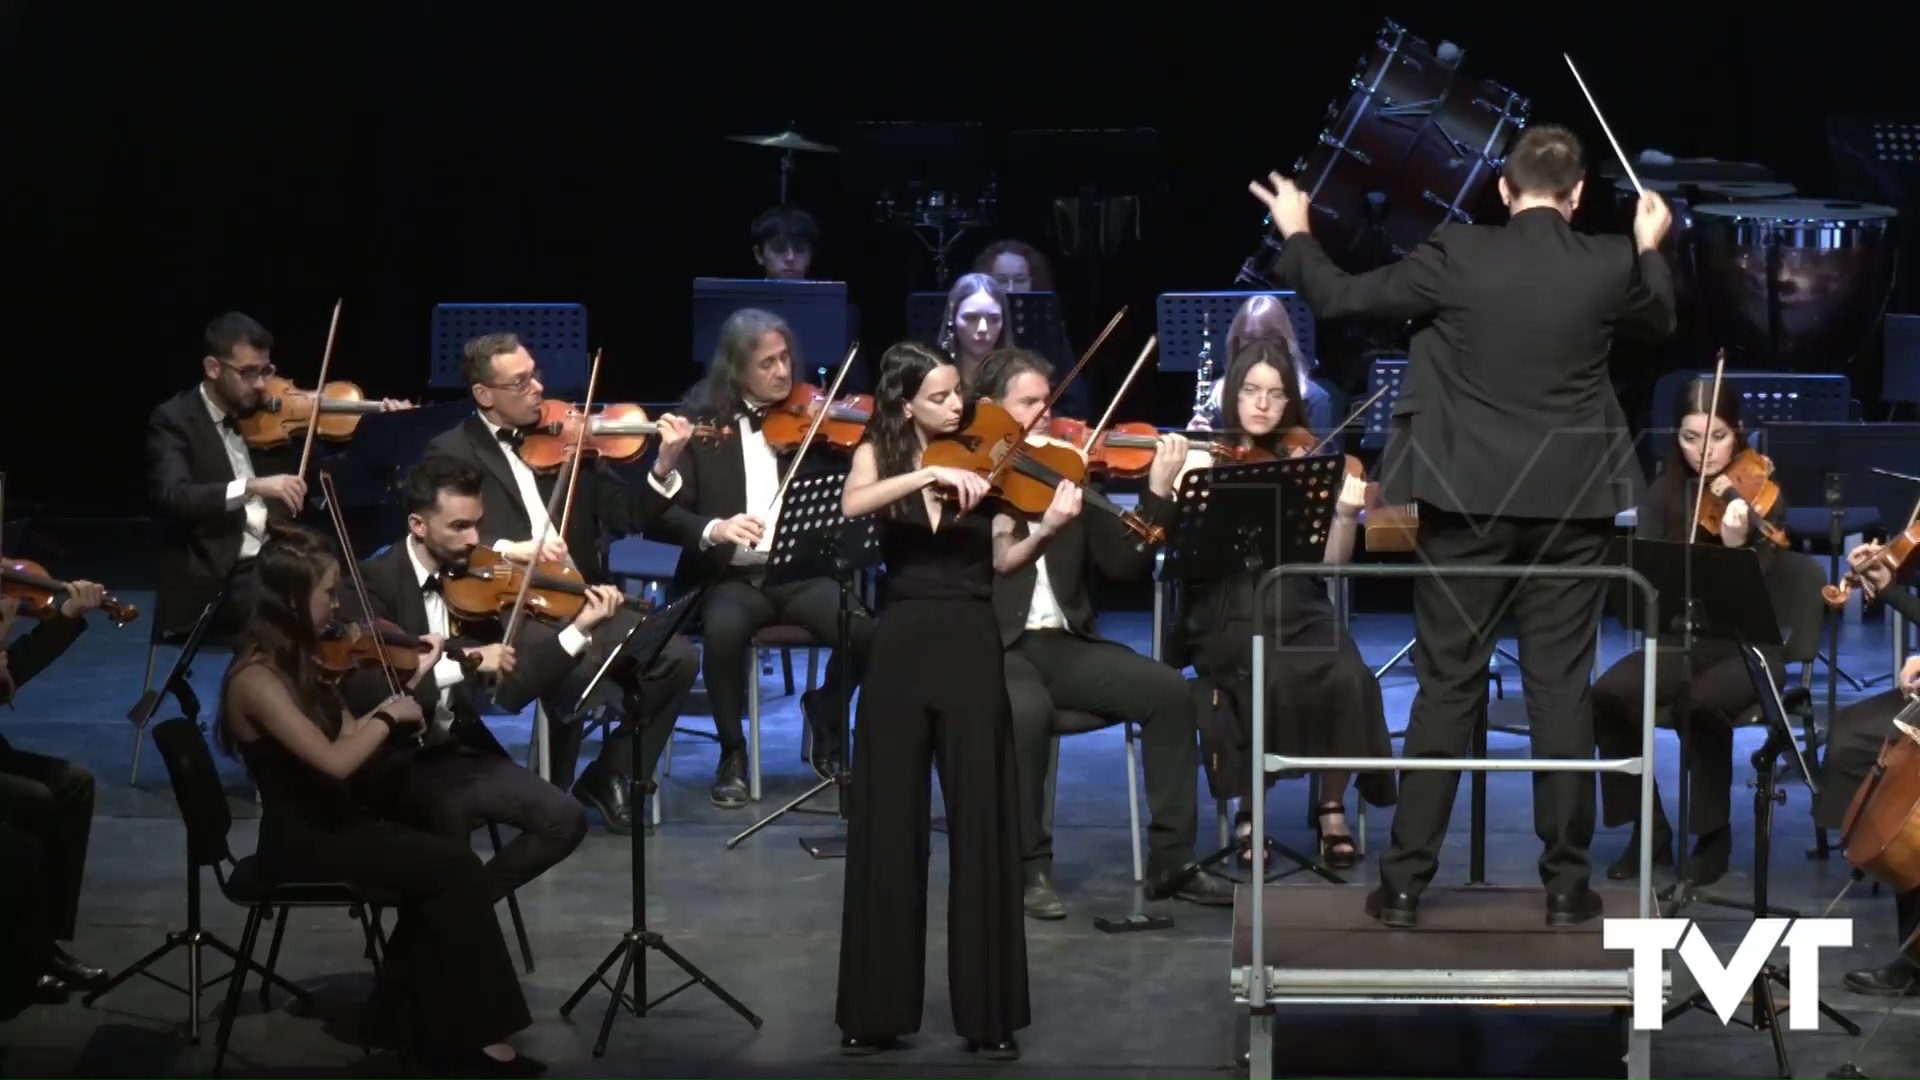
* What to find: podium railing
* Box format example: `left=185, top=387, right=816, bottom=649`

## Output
left=1241, top=562, right=1662, bottom=1080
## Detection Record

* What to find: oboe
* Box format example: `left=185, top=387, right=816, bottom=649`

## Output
left=1193, top=312, right=1216, bottom=423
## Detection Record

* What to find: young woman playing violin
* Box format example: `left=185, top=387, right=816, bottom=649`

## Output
left=1591, top=377, right=1789, bottom=886
left=653, top=307, right=875, bottom=804
left=834, top=342, right=1083, bottom=1062
left=1172, top=339, right=1393, bottom=871
left=215, top=523, right=542, bottom=1076
left=1816, top=543, right=1920, bottom=995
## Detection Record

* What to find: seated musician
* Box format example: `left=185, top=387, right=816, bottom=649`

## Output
left=940, top=272, right=1012, bottom=388
left=334, top=457, right=592, bottom=894
left=1187, top=295, right=1334, bottom=435
left=974, top=239, right=1055, bottom=294
left=972, top=348, right=1231, bottom=915
left=0, top=586, right=112, bottom=1001
left=752, top=204, right=817, bottom=281
left=1171, top=339, right=1394, bottom=869
left=425, top=332, right=700, bottom=836
left=1591, top=378, right=1786, bottom=886
left=1820, top=545, right=1920, bottom=996
left=651, top=308, right=875, bottom=807
left=216, top=524, right=542, bottom=1077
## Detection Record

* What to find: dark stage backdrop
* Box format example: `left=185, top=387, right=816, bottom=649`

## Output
left=6, top=1, right=1906, bottom=516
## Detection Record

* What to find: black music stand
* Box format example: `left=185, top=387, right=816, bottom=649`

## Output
left=724, top=470, right=879, bottom=858
left=1161, top=456, right=1348, bottom=888
left=558, top=587, right=764, bottom=1056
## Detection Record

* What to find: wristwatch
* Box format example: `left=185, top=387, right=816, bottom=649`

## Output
left=371, top=709, right=399, bottom=735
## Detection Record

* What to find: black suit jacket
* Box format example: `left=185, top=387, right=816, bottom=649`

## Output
left=1277, top=208, right=1673, bottom=521
left=145, top=388, right=301, bottom=634
left=991, top=490, right=1174, bottom=648
left=2, top=615, right=85, bottom=699
left=646, top=430, right=847, bottom=593
left=424, top=415, right=673, bottom=586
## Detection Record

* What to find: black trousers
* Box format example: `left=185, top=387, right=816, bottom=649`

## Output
left=1381, top=509, right=1613, bottom=897
left=0, top=822, right=50, bottom=1019
left=1592, top=643, right=1764, bottom=835
left=540, top=609, right=700, bottom=789
left=256, top=814, right=531, bottom=1054
left=699, top=573, right=873, bottom=751
left=407, top=748, right=588, bottom=901
left=1816, top=688, right=1920, bottom=956
left=0, top=737, right=93, bottom=941
left=1004, top=630, right=1197, bottom=877
left=837, top=599, right=1028, bottom=1044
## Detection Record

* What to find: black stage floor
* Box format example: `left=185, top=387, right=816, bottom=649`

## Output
left=2, top=531, right=1917, bottom=1077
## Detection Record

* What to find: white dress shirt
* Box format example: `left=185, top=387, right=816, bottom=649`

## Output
left=479, top=411, right=683, bottom=557
left=406, top=537, right=468, bottom=732
left=699, top=412, right=782, bottom=564
left=1024, top=554, right=1070, bottom=632
left=202, top=386, right=268, bottom=560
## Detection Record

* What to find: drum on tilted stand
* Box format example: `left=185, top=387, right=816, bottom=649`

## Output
left=1690, top=199, right=1901, bottom=372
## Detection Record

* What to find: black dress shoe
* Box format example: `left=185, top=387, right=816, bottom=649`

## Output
left=710, top=749, right=749, bottom=808
left=839, top=1034, right=904, bottom=1056
left=1023, top=870, right=1067, bottom=920
left=1546, top=887, right=1604, bottom=928
left=965, top=1037, right=1020, bottom=1061
left=1843, top=960, right=1920, bottom=996
left=32, top=973, right=72, bottom=1004
left=571, top=764, right=634, bottom=835
left=48, top=945, right=107, bottom=988
left=800, top=690, right=843, bottom=779
left=1148, top=865, right=1235, bottom=907
left=1364, top=886, right=1418, bottom=929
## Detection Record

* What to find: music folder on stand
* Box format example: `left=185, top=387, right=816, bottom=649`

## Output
left=557, top=587, right=764, bottom=1055
left=723, top=469, right=879, bottom=858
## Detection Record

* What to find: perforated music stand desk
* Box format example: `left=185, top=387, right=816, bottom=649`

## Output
left=1161, top=456, right=1341, bottom=584
left=1606, top=538, right=1780, bottom=651
left=762, top=470, right=881, bottom=588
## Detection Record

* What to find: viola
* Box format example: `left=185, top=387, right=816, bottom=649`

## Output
left=516, top=400, right=730, bottom=472
left=1694, top=448, right=1790, bottom=547
left=313, top=617, right=440, bottom=679
left=237, top=376, right=407, bottom=449
left=759, top=383, right=874, bottom=452
left=1, top=558, right=139, bottom=626
left=440, top=547, right=654, bottom=626
left=921, top=401, right=1166, bottom=546
left=1825, top=523, right=1920, bottom=610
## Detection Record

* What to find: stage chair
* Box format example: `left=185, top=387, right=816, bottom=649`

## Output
left=1041, top=710, right=1147, bottom=883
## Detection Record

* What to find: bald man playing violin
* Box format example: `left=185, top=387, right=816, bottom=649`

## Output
left=972, top=347, right=1234, bottom=918
left=649, top=308, right=876, bottom=809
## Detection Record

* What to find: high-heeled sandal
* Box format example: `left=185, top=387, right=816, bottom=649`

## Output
left=1232, top=810, right=1278, bottom=869
left=1315, top=801, right=1357, bottom=870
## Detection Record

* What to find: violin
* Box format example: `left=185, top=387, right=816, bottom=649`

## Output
left=1693, top=447, right=1790, bottom=547
left=439, top=547, right=654, bottom=626
left=1045, top=417, right=1164, bottom=477
left=1, top=558, right=139, bottom=626
left=759, top=383, right=874, bottom=452
left=516, top=400, right=730, bottom=472
left=1824, top=523, right=1920, bottom=610
left=313, top=617, right=441, bottom=680
left=922, top=400, right=1167, bottom=546
left=237, top=376, right=406, bottom=449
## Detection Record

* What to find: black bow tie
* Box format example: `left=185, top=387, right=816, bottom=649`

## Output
left=421, top=573, right=443, bottom=595
left=218, top=414, right=241, bottom=433
left=495, top=426, right=526, bottom=449
left=740, top=408, right=767, bottom=434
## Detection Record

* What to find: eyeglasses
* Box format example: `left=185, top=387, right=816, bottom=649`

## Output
left=221, top=359, right=276, bottom=382
left=1237, top=386, right=1289, bottom=406
left=487, top=367, right=542, bottom=394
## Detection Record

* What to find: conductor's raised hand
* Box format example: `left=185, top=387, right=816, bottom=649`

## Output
left=1633, top=191, right=1673, bottom=253
left=927, top=466, right=990, bottom=512
left=1039, top=481, right=1083, bottom=534
left=1249, top=172, right=1313, bottom=239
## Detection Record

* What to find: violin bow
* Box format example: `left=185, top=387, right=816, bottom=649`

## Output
left=1687, top=350, right=1730, bottom=550
left=983, top=306, right=1127, bottom=493
left=1082, top=336, right=1159, bottom=458
left=1308, top=385, right=1392, bottom=457
left=765, top=341, right=860, bottom=518
left=554, top=349, right=603, bottom=550
left=317, top=470, right=405, bottom=697
left=1563, top=54, right=1643, bottom=197
left=295, top=299, right=344, bottom=484
left=503, top=352, right=599, bottom=647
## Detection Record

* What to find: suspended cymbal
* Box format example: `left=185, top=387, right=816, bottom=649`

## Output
left=726, top=130, right=839, bottom=154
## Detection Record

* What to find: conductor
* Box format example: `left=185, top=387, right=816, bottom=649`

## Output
left=1250, top=124, right=1675, bottom=928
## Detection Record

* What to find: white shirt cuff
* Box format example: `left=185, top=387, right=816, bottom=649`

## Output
left=557, top=625, right=589, bottom=656
left=224, top=478, right=249, bottom=509
left=430, top=655, right=466, bottom=689
left=492, top=539, right=515, bottom=555
left=699, top=518, right=722, bottom=550
left=649, top=469, right=683, bottom=498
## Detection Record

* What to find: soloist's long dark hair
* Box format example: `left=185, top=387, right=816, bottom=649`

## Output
left=865, top=341, right=957, bottom=518
left=1651, top=376, right=1747, bottom=542
left=1221, top=339, right=1310, bottom=458
left=215, top=522, right=346, bottom=756
left=689, top=307, right=798, bottom=420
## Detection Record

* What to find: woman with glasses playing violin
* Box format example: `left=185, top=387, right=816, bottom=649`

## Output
left=215, top=523, right=542, bottom=1076
left=1169, top=339, right=1393, bottom=872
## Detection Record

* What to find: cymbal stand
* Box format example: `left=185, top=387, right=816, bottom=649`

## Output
left=778, top=149, right=793, bottom=205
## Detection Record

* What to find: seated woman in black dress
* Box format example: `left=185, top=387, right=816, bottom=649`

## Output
left=835, top=341, right=1083, bottom=1062
left=1175, top=339, right=1394, bottom=869
left=1817, top=544, right=1920, bottom=996
left=216, top=523, right=541, bottom=1077
left=1592, top=377, right=1787, bottom=886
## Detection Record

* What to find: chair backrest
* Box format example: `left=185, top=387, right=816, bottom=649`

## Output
left=1765, top=550, right=1829, bottom=666
left=151, top=718, right=235, bottom=868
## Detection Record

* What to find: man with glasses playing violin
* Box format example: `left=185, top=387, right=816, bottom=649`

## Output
left=651, top=308, right=875, bottom=808
left=425, top=332, right=700, bottom=836
left=972, top=348, right=1233, bottom=917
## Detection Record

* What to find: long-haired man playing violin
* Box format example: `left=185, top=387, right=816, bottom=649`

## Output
left=649, top=307, right=875, bottom=809
left=424, top=332, right=699, bottom=836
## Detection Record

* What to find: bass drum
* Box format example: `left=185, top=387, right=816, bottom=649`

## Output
left=1292, top=20, right=1528, bottom=268
left=1691, top=200, right=1899, bottom=371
